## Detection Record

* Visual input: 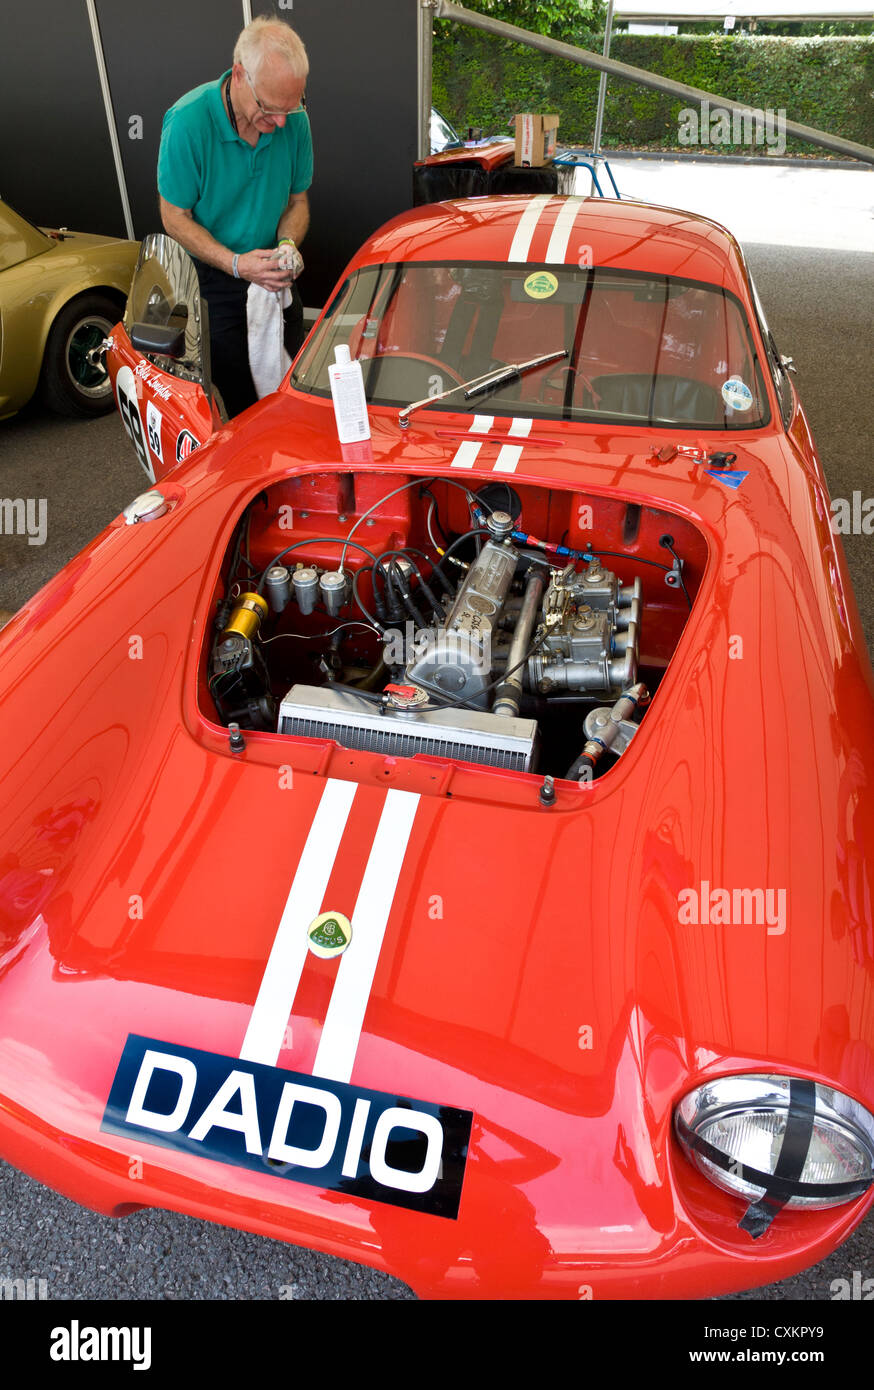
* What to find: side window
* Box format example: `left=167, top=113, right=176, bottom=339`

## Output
left=748, top=273, right=794, bottom=428
left=767, top=330, right=794, bottom=429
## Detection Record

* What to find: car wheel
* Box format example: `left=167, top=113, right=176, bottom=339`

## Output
left=39, top=293, right=121, bottom=417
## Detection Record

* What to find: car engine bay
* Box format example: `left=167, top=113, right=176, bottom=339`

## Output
left=203, top=470, right=705, bottom=781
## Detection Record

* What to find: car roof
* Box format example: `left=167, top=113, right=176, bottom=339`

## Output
left=351, top=195, right=752, bottom=301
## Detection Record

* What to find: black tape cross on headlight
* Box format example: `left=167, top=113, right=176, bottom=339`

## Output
left=675, top=1077, right=871, bottom=1238
left=737, top=1077, right=817, bottom=1238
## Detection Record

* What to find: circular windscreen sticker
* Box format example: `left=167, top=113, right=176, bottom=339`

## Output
left=523, top=271, right=558, bottom=300
left=307, top=911, right=352, bottom=959
left=721, top=376, right=754, bottom=412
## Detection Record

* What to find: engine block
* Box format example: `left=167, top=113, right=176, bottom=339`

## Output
left=404, top=536, right=517, bottom=707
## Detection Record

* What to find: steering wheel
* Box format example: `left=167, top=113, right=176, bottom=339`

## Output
left=365, top=353, right=465, bottom=401
left=539, top=364, right=575, bottom=404
left=538, top=364, right=606, bottom=408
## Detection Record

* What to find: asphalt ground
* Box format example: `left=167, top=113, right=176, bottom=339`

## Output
left=0, top=164, right=872, bottom=1305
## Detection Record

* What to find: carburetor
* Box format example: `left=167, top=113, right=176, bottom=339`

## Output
left=528, top=560, right=642, bottom=694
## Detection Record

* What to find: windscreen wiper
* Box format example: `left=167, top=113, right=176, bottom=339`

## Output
left=398, top=349, right=568, bottom=429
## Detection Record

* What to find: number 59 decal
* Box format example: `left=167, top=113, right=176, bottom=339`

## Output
left=146, top=401, right=164, bottom=468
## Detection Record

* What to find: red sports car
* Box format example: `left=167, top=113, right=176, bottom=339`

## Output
left=0, top=195, right=872, bottom=1300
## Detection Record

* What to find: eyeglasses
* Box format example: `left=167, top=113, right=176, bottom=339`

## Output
left=244, top=67, right=306, bottom=118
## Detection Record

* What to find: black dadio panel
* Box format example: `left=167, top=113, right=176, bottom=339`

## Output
left=0, top=1, right=124, bottom=236
left=254, top=0, right=418, bottom=305
left=96, top=0, right=246, bottom=241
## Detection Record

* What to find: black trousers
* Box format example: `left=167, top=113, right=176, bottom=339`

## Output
left=193, top=260, right=305, bottom=418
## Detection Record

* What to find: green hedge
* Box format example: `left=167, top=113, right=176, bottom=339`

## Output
left=432, top=30, right=874, bottom=155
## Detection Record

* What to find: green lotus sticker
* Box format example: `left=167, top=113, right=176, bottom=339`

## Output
left=523, top=271, right=558, bottom=300
left=307, top=911, right=352, bottom=959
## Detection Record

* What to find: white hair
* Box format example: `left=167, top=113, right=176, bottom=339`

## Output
left=234, top=16, right=308, bottom=82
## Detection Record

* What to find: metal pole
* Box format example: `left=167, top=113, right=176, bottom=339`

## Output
left=590, top=0, right=615, bottom=194
left=419, top=0, right=437, bottom=162
left=434, top=0, right=874, bottom=165
left=591, top=0, right=615, bottom=159
left=85, top=0, right=135, bottom=239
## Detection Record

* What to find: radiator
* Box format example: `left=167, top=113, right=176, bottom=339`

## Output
left=278, top=685, right=538, bottom=772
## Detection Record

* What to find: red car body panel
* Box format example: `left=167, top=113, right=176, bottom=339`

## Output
left=106, top=326, right=218, bottom=483
left=415, top=139, right=517, bottom=173
left=1, top=197, right=872, bottom=1299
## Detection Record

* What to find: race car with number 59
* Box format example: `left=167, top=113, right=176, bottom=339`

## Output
left=0, top=193, right=872, bottom=1299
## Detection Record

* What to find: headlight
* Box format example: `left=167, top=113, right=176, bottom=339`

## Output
left=675, top=1074, right=874, bottom=1211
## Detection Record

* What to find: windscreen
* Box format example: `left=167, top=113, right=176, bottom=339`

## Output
left=291, top=262, right=770, bottom=430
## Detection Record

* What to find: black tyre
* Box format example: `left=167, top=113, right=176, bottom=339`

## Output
left=39, top=293, right=121, bottom=417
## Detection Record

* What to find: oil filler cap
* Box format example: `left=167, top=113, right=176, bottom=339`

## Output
left=123, top=489, right=169, bottom=524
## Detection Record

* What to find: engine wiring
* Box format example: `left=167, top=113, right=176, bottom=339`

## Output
left=337, top=475, right=498, bottom=573
left=470, top=506, right=679, bottom=577
left=350, top=565, right=383, bottom=630
left=380, top=547, right=453, bottom=596
left=260, top=621, right=381, bottom=644
left=660, top=536, right=694, bottom=610
left=426, top=497, right=445, bottom=556
left=436, top=527, right=492, bottom=571
left=208, top=658, right=245, bottom=699
left=372, top=551, right=446, bottom=626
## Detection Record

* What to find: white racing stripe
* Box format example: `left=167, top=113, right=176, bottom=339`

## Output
left=312, top=789, right=421, bottom=1084
left=493, top=446, right=524, bottom=474
left=545, top=196, right=585, bottom=264
left=507, top=195, right=553, bottom=263
left=450, top=440, right=484, bottom=469
left=450, top=415, right=494, bottom=468
left=493, top=417, right=532, bottom=473
left=239, top=778, right=357, bottom=1066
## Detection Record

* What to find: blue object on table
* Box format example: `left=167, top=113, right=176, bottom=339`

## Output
left=553, top=149, right=621, bottom=199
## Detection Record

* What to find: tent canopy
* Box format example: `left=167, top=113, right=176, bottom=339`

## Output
left=615, top=0, right=871, bottom=17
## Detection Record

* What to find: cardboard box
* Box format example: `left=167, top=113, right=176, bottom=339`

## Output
left=514, top=113, right=559, bottom=167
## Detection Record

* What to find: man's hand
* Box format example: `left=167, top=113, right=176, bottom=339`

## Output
left=277, top=190, right=309, bottom=252
left=158, top=200, right=292, bottom=289
left=158, top=197, right=307, bottom=290
left=237, top=249, right=295, bottom=291
left=274, top=240, right=304, bottom=280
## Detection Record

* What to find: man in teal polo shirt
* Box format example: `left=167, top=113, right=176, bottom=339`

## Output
left=158, top=16, right=312, bottom=415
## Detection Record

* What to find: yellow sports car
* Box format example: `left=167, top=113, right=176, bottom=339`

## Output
left=0, top=198, right=139, bottom=419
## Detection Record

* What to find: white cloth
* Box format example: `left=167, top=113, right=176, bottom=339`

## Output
left=247, top=285, right=292, bottom=399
